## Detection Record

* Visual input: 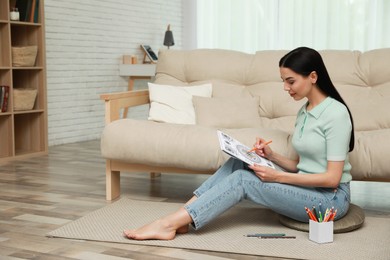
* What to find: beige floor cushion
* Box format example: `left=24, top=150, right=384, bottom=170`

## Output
left=279, top=204, right=365, bottom=233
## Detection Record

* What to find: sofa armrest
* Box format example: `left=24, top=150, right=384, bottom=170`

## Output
left=100, top=90, right=150, bottom=124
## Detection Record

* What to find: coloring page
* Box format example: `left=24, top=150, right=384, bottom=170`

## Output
left=217, top=130, right=275, bottom=168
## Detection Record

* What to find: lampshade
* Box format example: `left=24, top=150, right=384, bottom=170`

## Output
left=163, top=24, right=175, bottom=49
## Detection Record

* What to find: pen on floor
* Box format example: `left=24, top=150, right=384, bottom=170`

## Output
left=259, top=236, right=296, bottom=239
left=245, top=233, right=286, bottom=237
left=247, top=140, right=272, bottom=153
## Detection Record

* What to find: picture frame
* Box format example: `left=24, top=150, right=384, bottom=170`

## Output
left=140, top=44, right=158, bottom=63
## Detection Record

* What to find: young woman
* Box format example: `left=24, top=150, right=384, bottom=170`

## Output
left=123, top=47, right=355, bottom=240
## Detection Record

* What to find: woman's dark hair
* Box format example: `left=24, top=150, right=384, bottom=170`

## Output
left=279, top=47, right=354, bottom=152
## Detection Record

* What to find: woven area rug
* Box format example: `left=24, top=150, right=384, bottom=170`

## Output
left=47, top=198, right=390, bottom=260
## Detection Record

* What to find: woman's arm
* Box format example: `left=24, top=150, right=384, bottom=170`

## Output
left=267, top=151, right=299, bottom=173
left=249, top=161, right=344, bottom=188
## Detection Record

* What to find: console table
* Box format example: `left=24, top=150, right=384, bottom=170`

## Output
left=119, top=64, right=156, bottom=117
left=119, top=64, right=156, bottom=90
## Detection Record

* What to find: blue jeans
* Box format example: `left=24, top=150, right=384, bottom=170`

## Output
left=184, top=158, right=351, bottom=230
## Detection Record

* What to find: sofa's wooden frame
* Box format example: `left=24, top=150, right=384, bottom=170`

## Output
left=100, top=90, right=212, bottom=200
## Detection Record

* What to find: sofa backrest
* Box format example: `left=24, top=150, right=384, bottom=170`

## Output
left=154, top=48, right=390, bottom=134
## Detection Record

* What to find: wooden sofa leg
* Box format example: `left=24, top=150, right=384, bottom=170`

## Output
left=106, top=161, right=120, bottom=201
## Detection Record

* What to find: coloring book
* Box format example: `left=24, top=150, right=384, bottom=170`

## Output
left=217, top=130, right=276, bottom=168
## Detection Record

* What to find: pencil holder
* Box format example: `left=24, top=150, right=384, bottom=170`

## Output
left=309, top=220, right=333, bottom=244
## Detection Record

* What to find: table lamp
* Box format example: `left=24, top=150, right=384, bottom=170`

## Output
left=163, top=24, right=175, bottom=49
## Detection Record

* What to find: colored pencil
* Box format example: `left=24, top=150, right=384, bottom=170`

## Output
left=247, top=140, right=272, bottom=153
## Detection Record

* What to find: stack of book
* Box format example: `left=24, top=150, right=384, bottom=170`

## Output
left=15, top=0, right=40, bottom=23
left=0, top=86, right=10, bottom=112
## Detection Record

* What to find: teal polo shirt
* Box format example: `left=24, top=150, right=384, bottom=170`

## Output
left=292, top=97, right=352, bottom=183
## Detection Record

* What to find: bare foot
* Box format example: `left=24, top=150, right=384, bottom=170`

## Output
left=123, top=219, right=177, bottom=240
left=176, top=224, right=189, bottom=234
left=124, top=207, right=193, bottom=240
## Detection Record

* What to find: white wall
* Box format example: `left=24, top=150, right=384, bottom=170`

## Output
left=45, top=0, right=182, bottom=145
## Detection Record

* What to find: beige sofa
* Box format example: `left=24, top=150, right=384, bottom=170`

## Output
left=101, top=48, right=390, bottom=200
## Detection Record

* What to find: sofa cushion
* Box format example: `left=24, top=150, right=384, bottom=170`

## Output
left=148, top=83, right=212, bottom=124
left=101, top=119, right=294, bottom=171
left=156, top=49, right=253, bottom=83
left=101, top=119, right=225, bottom=171
left=349, top=130, right=390, bottom=180
left=193, top=96, right=262, bottom=128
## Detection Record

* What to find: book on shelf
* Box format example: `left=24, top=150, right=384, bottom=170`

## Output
left=0, top=86, right=10, bottom=112
left=29, top=0, right=36, bottom=23
left=34, top=0, right=40, bottom=23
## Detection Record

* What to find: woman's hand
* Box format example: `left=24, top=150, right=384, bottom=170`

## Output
left=252, top=138, right=273, bottom=159
left=248, top=164, right=281, bottom=182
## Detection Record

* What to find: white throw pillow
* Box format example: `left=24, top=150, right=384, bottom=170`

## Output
left=148, top=83, right=212, bottom=124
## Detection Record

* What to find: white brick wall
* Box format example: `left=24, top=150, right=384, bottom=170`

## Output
left=45, top=0, right=182, bottom=145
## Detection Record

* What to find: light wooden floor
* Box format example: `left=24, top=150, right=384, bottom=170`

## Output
left=0, top=140, right=389, bottom=260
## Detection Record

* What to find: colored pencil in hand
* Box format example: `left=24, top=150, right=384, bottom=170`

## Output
left=247, top=140, right=272, bottom=153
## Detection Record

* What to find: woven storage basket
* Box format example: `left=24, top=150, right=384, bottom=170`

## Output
left=13, top=88, right=38, bottom=111
left=12, top=46, right=38, bottom=67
